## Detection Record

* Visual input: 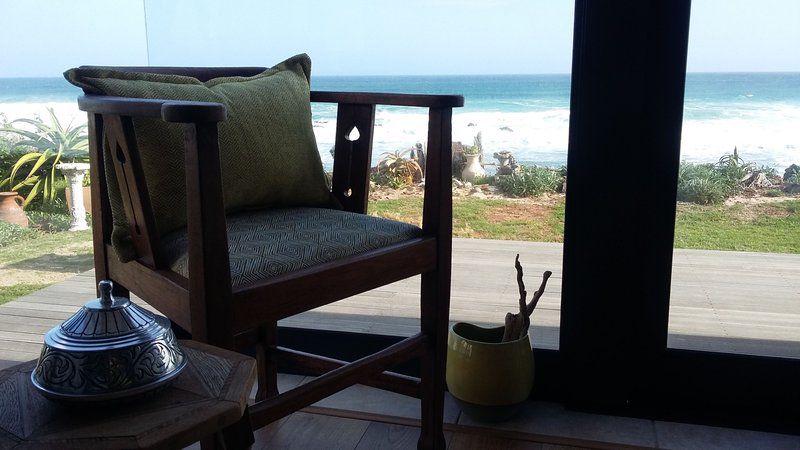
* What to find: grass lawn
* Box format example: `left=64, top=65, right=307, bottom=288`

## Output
left=674, top=200, right=800, bottom=253
left=0, top=228, right=93, bottom=306
left=0, top=197, right=796, bottom=306
left=370, top=197, right=565, bottom=242
left=370, top=196, right=800, bottom=253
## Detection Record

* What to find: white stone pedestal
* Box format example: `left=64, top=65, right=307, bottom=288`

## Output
left=56, top=162, right=90, bottom=231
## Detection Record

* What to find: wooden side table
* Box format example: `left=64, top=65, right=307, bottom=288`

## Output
left=0, top=340, right=256, bottom=449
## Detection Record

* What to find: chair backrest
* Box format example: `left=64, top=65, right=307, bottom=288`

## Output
left=77, top=61, right=330, bottom=267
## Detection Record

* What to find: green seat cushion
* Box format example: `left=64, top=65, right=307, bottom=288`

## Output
left=64, top=54, right=331, bottom=261
left=159, top=208, right=423, bottom=287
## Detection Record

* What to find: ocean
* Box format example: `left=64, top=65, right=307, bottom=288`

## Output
left=1, top=73, right=798, bottom=170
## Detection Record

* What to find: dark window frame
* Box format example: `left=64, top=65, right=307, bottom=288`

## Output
left=560, top=0, right=797, bottom=432
left=278, top=0, right=800, bottom=434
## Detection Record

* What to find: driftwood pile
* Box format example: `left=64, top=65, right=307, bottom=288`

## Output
left=502, top=254, right=553, bottom=342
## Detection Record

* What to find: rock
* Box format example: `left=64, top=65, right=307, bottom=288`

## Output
left=469, top=190, right=486, bottom=199
left=784, top=184, right=800, bottom=194
left=741, top=171, right=773, bottom=188
left=785, top=164, right=800, bottom=182
left=463, top=182, right=473, bottom=190
left=499, top=126, right=513, bottom=132
left=452, top=178, right=464, bottom=188
left=493, top=151, right=520, bottom=175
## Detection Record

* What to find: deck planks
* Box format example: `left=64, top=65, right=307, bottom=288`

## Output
left=1, top=239, right=798, bottom=365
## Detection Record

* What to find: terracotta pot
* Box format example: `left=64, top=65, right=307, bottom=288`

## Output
left=446, top=322, right=534, bottom=422
left=0, top=192, right=29, bottom=228
left=65, top=186, right=92, bottom=214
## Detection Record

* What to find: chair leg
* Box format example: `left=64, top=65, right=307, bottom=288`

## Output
left=418, top=269, right=450, bottom=450
left=255, top=322, right=279, bottom=401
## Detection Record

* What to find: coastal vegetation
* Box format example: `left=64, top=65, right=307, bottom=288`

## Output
left=495, top=166, right=565, bottom=197
left=0, top=111, right=798, bottom=306
left=372, top=148, right=423, bottom=189
left=368, top=194, right=800, bottom=254
left=0, top=109, right=88, bottom=208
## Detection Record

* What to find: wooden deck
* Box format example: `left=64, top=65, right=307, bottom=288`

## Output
left=1, top=238, right=798, bottom=368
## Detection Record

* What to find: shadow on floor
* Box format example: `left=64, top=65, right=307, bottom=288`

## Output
left=0, top=359, right=23, bottom=371
left=4, top=253, right=94, bottom=274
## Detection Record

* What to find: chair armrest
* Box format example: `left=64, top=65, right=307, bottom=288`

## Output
left=311, top=91, right=464, bottom=108
left=78, top=95, right=228, bottom=123
left=320, top=92, right=462, bottom=214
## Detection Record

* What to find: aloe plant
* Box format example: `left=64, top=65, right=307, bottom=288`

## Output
left=0, top=109, right=88, bottom=207
left=376, top=149, right=423, bottom=187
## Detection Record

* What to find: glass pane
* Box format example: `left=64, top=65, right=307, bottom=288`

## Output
left=0, top=1, right=573, bottom=355
left=668, top=0, right=800, bottom=358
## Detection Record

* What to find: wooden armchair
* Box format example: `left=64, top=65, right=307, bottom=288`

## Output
left=77, top=66, right=463, bottom=449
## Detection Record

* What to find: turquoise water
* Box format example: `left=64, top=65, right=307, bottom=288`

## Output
left=1, top=73, right=798, bottom=168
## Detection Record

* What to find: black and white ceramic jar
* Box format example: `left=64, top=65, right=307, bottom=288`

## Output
left=31, top=280, right=187, bottom=402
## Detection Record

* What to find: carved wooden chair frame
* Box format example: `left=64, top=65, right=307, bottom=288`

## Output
left=78, top=66, right=462, bottom=449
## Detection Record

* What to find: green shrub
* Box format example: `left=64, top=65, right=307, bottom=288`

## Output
left=0, top=221, right=38, bottom=247
left=463, top=132, right=483, bottom=156
left=496, top=165, right=563, bottom=197
left=765, top=189, right=784, bottom=197
left=371, top=171, right=407, bottom=189
left=0, top=108, right=88, bottom=207
left=676, top=162, right=730, bottom=204
left=785, top=164, right=800, bottom=184
left=374, top=149, right=422, bottom=188
left=472, top=175, right=495, bottom=186
left=715, top=148, right=753, bottom=194
left=26, top=210, right=73, bottom=232
left=0, top=137, right=27, bottom=175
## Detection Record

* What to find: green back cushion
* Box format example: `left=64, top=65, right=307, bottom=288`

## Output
left=64, top=54, right=331, bottom=261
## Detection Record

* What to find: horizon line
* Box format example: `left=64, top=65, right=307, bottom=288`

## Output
left=2, top=70, right=800, bottom=79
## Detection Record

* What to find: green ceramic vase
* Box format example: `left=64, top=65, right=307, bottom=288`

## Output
left=446, top=322, right=534, bottom=422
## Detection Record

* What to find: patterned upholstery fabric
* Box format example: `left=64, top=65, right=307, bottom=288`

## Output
left=160, top=208, right=423, bottom=288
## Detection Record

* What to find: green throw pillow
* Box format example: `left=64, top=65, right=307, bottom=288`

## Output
left=64, top=54, right=332, bottom=262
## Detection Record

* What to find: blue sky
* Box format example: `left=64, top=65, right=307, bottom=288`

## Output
left=0, top=0, right=798, bottom=77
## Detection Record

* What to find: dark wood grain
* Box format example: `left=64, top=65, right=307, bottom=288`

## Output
left=231, top=238, right=436, bottom=329
left=275, top=346, right=421, bottom=398
left=0, top=341, right=255, bottom=450
left=249, top=334, right=427, bottom=428
left=105, top=247, right=191, bottom=331
left=79, top=96, right=227, bottom=123
left=184, top=122, right=233, bottom=348
left=355, top=422, right=433, bottom=450
left=331, top=103, right=376, bottom=213
left=311, top=91, right=464, bottom=108
left=102, top=114, right=163, bottom=268
left=87, top=113, right=113, bottom=296
left=255, top=411, right=370, bottom=450
left=254, top=323, right=279, bottom=401
left=418, top=107, right=453, bottom=450
left=76, top=65, right=460, bottom=446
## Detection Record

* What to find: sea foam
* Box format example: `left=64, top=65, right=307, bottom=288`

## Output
left=3, top=99, right=797, bottom=171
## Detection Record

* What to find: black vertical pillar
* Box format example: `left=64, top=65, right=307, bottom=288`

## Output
left=560, top=0, right=691, bottom=411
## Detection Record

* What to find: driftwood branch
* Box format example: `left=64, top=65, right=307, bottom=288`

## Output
left=502, top=254, right=553, bottom=342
